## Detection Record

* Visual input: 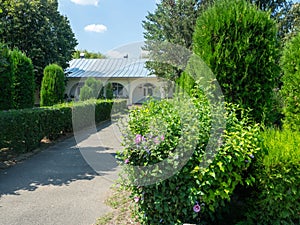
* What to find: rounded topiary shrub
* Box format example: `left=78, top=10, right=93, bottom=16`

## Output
left=0, top=43, right=13, bottom=110
left=11, top=49, right=35, bottom=109
left=79, top=77, right=102, bottom=101
left=280, top=32, right=300, bottom=131
left=40, top=64, right=65, bottom=106
left=193, top=0, right=280, bottom=124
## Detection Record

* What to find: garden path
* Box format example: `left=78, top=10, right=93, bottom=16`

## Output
left=0, top=121, right=121, bottom=225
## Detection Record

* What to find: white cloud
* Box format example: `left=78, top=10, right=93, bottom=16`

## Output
left=84, top=24, right=107, bottom=33
left=70, top=0, right=99, bottom=6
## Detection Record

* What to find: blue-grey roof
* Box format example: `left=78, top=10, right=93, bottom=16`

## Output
left=65, top=58, right=154, bottom=78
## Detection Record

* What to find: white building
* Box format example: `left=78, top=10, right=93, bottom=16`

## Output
left=65, top=58, right=170, bottom=105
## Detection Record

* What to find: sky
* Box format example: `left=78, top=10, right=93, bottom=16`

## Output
left=58, top=0, right=300, bottom=58
left=58, top=0, right=158, bottom=58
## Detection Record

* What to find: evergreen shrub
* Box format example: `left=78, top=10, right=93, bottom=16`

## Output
left=40, top=64, right=65, bottom=106
left=79, top=77, right=103, bottom=101
left=11, top=49, right=35, bottom=109
left=240, top=129, right=300, bottom=225
left=0, top=43, right=13, bottom=110
left=280, top=32, right=300, bottom=131
left=193, top=0, right=280, bottom=124
left=105, top=82, right=114, bottom=99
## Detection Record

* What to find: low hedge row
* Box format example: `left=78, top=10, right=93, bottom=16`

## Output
left=0, top=99, right=126, bottom=154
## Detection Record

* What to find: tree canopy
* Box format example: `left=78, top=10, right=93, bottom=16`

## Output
left=0, top=0, right=77, bottom=88
left=143, top=0, right=299, bottom=81
left=142, top=0, right=206, bottom=81
left=249, top=0, right=297, bottom=41
left=72, top=50, right=106, bottom=59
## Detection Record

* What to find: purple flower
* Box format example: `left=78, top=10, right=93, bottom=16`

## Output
left=135, top=134, right=143, bottom=144
left=153, top=137, right=160, bottom=144
left=124, top=158, right=130, bottom=164
left=161, top=135, right=165, bottom=141
left=134, top=196, right=140, bottom=203
left=193, top=203, right=201, bottom=213
left=249, top=154, right=254, bottom=159
left=245, top=159, right=249, bottom=163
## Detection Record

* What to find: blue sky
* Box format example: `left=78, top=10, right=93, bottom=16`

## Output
left=58, top=0, right=158, bottom=57
left=59, top=0, right=300, bottom=57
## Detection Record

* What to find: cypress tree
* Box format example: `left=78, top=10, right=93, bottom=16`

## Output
left=40, top=64, right=65, bottom=106
left=193, top=0, right=280, bottom=123
left=11, top=49, right=35, bottom=109
left=280, top=32, right=300, bottom=131
left=0, top=43, right=13, bottom=110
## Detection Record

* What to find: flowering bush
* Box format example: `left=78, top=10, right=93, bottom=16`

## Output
left=117, top=96, right=262, bottom=224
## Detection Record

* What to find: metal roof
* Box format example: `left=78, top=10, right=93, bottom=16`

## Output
left=65, top=58, right=154, bottom=78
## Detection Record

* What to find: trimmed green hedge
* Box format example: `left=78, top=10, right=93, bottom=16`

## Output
left=0, top=99, right=126, bottom=153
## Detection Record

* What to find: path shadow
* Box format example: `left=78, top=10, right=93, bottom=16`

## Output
left=0, top=135, right=119, bottom=198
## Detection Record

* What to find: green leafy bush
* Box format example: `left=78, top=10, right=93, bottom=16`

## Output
left=193, top=0, right=280, bottom=124
left=105, top=82, right=114, bottom=99
left=118, top=96, right=262, bottom=224
left=79, top=77, right=103, bottom=101
left=11, top=49, right=35, bottom=109
left=0, top=99, right=126, bottom=153
left=0, top=42, right=13, bottom=110
left=40, top=64, right=65, bottom=106
left=240, top=129, right=300, bottom=225
left=280, top=32, right=300, bottom=131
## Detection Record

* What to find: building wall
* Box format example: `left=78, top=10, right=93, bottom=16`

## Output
left=65, top=77, right=167, bottom=105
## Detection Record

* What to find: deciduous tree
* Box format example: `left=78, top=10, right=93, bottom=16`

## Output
left=142, top=0, right=208, bottom=81
left=0, top=0, right=77, bottom=88
left=72, top=50, right=105, bottom=59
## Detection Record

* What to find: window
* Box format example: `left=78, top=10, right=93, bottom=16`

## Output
left=112, top=83, right=126, bottom=98
left=143, top=83, right=155, bottom=97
